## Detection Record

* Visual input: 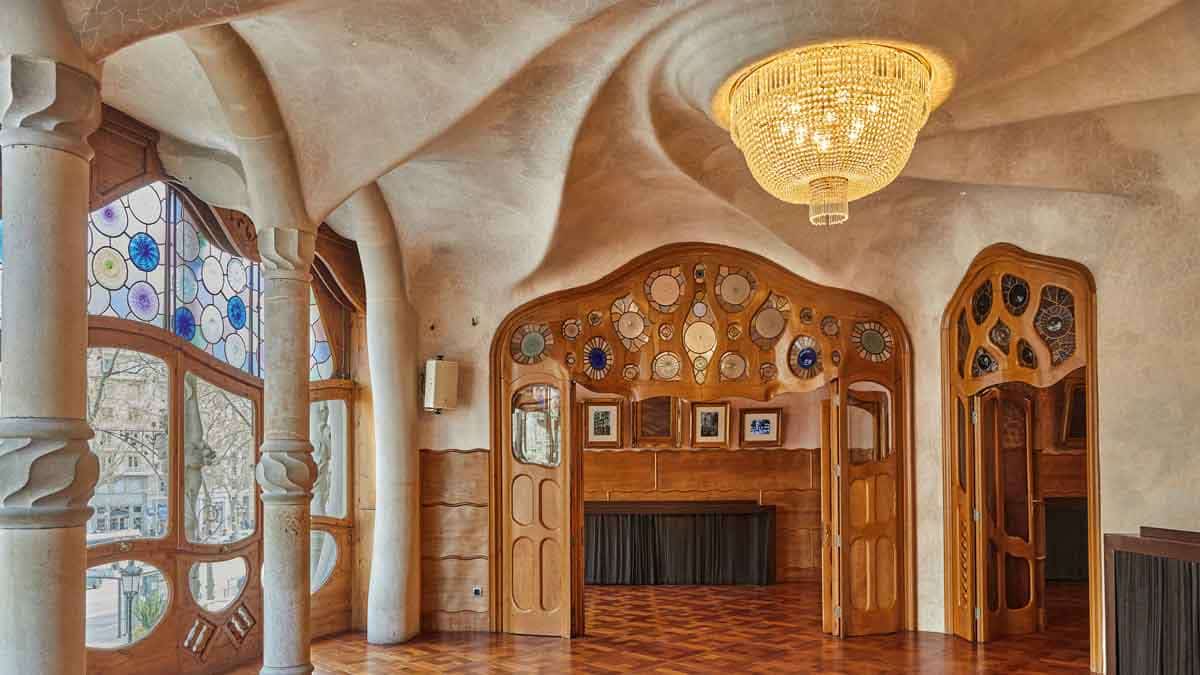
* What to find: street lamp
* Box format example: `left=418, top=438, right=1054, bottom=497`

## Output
left=119, top=561, right=143, bottom=643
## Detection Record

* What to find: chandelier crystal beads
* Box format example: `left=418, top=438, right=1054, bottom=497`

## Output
left=726, top=43, right=935, bottom=226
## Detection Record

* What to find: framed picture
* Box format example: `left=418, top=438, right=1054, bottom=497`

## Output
left=740, top=407, right=783, bottom=448
left=1060, top=378, right=1087, bottom=449
left=633, top=396, right=678, bottom=448
left=584, top=400, right=622, bottom=448
left=690, top=401, right=731, bottom=449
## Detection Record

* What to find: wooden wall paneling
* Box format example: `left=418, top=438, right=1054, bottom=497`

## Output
left=421, top=558, right=490, bottom=620
left=761, top=488, right=821, bottom=532
left=656, top=448, right=813, bottom=492
left=422, top=449, right=489, bottom=506
left=604, top=488, right=762, bottom=502
left=421, top=448, right=491, bottom=632
left=352, top=508, right=374, bottom=632
left=422, top=504, right=489, bottom=559
left=1039, top=453, right=1087, bottom=498
left=583, top=450, right=656, bottom=493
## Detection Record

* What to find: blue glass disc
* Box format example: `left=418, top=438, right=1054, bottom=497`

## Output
left=797, top=347, right=818, bottom=370
left=128, top=232, right=160, bottom=272
left=174, top=307, right=197, bottom=341
left=227, top=295, right=248, bottom=330
left=587, top=347, right=608, bottom=371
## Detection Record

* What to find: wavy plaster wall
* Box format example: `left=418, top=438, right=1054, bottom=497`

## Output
left=90, top=0, right=1200, bottom=637
left=398, top=4, right=1200, bottom=633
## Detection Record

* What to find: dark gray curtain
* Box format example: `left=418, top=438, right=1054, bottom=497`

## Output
left=1045, top=498, right=1089, bottom=581
left=585, top=512, right=774, bottom=585
left=1114, top=550, right=1200, bottom=674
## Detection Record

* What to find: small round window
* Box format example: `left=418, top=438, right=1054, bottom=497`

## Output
left=85, top=560, right=169, bottom=648
left=189, top=557, right=248, bottom=613
left=511, top=384, right=562, bottom=467
left=310, top=530, right=338, bottom=594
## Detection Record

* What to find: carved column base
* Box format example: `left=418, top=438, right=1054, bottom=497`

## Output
left=259, top=666, right=315, bottom=675
left=0, top=417, right=98, bottom=529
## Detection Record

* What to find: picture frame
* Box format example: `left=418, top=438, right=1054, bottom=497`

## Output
left=739, top=407, right=783, bottom=448
left=584, top=400, right=623, bottom=449
left=1060, top=378, right=1087, bottom=449
left=633, top=396, right=678, bottom=448
left=690, top=401, right=731, bottom=449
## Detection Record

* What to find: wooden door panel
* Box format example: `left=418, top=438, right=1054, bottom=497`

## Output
left=950, top=395, right=976, bottom=640
left=974, top=386, right=1041, bottom=641
left=820, top=399, right=835, bottom=635
left=503, top=379, right=571, bottom=637
left=839, top=383, right=902, bottom=636
left=513, top=475, right=535, bottom=525
left=512, top=536, right=536, bottom=611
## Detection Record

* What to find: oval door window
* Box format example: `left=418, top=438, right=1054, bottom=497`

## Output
left=511, top=384, right=561, bottom=467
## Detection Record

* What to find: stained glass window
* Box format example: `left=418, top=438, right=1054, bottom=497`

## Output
left=173, top=201, right=262, bottom=376
left=310, top=291, right=332, bottom=380
left=72, top=182, right=267, bottom=376
left=87, top=184, right=169, bottom=326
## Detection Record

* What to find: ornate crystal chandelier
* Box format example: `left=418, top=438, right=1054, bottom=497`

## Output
left=724, top=43, right=937, bottom=226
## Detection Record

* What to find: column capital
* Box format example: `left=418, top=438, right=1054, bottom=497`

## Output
left=0, top=417, right=99, bottom=528
left=256, top=439, right=317, bottom=503
left=0, top=54, right=101, bottom=160
left=258, top=226, right=317, bottom=280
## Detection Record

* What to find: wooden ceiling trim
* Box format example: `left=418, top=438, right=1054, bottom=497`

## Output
left=314, top=224, right=367, bottom=313
left=88, top=104, right=166, bottom=211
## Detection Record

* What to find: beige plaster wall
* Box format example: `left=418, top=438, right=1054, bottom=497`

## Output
left=90, top=0, right=1200, bottom=640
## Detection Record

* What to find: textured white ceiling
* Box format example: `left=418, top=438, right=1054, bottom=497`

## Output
left=96, top=0, right=1200, bottom=635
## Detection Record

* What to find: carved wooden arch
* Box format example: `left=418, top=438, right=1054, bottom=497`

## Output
left=938, top=242, right=1102, bottom=671
left=490, top=241, right=918, bottom=632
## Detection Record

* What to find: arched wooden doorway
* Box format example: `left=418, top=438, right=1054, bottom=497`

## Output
left=490, top=242, right=916, bottom=639
left=940, top=243, right=1101, bottom=671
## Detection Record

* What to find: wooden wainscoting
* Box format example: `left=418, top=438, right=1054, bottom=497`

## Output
left=420, top=448, right=490, bottom=631
left=584, top=447, right=821, bottom=581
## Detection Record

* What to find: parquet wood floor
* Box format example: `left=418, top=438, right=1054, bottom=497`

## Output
left=228, top=580, right=1091, bottom=674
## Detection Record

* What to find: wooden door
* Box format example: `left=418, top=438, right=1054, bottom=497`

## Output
left=837, top=381, right=903, bottom=636
left=820, top=398, right=836, bottom=635
left=949, top=395, right=977, bottom=640
left=502, top=378, right=572, bottom=637
left=973, top=386, right=1041, bottom=640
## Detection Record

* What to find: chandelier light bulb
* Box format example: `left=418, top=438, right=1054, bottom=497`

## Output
left=726, top=42, right=936, bottom=226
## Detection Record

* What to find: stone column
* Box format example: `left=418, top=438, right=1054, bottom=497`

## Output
left=0, top=50, right=102, bottom=674
left=256, top=228, right=318, bottom=675
left=328, top=184, right=420, bottom=643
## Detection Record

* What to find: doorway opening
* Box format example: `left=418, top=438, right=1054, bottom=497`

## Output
left=941, top=244, right=1099, bottom=671
left=576, top=384, right=832, bottom=639
left=491, top=241, right=919, bottom=643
